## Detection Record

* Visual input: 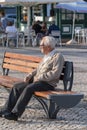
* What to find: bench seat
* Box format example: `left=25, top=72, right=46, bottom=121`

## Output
left=34, top=90, right=83, bottom=119
left=35, top=91, right=83, bottom=108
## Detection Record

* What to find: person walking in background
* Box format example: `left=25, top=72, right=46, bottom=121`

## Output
left=0, top=21, right=5, bottom=33
left=0, top=12, right=8, bottom=30
left=47, top=21, right=60, bottom=35
left=41, top=22, right=48, bottom=36
left=47, top=21, right=61, bottom=46
left=32, top=20, right=42, bottom=35
left=32, top=21, right=43, bottom=46
left=0, top=36, right=64, bottom=121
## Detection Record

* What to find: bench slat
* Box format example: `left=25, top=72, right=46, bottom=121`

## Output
left=4, top=58, right=39, bottom=68
left=0, top=81, right=14, bottom=88
left=3, top=63, right=34, bottom=73
left=0, top=75, right=23, bottom=88
left=34, top=91, right=77, bottom=99
left=0, top=75, right=23, bottom=82
left=5, top=52, right=42, bottom=62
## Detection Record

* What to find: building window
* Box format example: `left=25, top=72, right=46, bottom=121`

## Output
left=32, top=5, right=43, bottom=21
left=32, top=5, right=43, bottom=16
left=61, top=9, right=84, bottom=20
left=21, top=7, right=27, bottom=23
left=75, top=14, right=84, bottom=20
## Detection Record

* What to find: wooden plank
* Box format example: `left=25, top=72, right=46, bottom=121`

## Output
left=3, top=63, right=35, bottom=73
left=0, top=76, right=23, bottom=88
left=4, top=58, right=39, bottom=68
left=5, top=52, right=42, bottom=62
left=0, top=79, right=14, bottom=84
left=34, top=91, right=77, bottom=98
left=0, top=75, right=23, bottom=82
left=0, top=81, right=13, bottom=88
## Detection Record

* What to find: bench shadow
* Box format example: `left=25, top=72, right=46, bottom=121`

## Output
left=17, top=100, right=87, bottom=127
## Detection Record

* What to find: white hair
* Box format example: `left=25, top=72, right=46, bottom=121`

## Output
left=42, top=36, right=56, bottom=49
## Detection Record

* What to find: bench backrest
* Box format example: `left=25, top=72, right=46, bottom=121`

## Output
left=2, top=52, right=73, bottom=91
left=60, top=61, right=73, bottom=91
left=2, top=51, right=42, bottom=73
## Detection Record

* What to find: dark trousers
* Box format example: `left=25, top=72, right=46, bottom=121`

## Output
left=4, top=81, right=54, bottom=117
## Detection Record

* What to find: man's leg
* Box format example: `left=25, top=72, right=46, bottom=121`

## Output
left=5, top=81, right=54, bottom=120
left=0, top=82, right=27, bottom=115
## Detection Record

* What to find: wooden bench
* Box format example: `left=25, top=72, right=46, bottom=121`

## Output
left=0, top=51, right=84, bottom=119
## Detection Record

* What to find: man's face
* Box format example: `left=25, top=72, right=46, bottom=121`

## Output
left=39, top=40, right=47, bottom=54
left=39, top=38, right=52, bottom=54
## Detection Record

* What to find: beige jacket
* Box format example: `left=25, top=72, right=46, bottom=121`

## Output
left=29, top=50, right=64, bottom=87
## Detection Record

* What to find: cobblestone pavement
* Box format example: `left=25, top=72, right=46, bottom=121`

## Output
left=0, top=46, right=87, bottom=130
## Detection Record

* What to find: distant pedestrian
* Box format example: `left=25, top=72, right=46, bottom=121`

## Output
left=32, top=21, right=43, bottom=45
left=0, top=12, right=8, bottom=30
left=47, top=21, right=60, bottom=35
left=32, top=20, right=42, bottom=35
left=41, top=22, right=48, bottom=36
left=0, top=21, right=5, bottom=33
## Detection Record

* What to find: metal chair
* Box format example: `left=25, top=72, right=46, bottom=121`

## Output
left=74, top=29, right=81, bottom=43
left=17, top=32, right=25, bottom=47
left=75, top=28, right=86, bottom=44
left=6, top=31, right=18, bottom=47
left=24, top=28, right=36, bottom=46
left=80, top=29, right=86, bottom=44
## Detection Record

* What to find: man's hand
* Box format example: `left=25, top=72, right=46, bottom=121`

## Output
left=24, top=74, right=32, bottom=83
left=33, top=77, right=39, bottom=82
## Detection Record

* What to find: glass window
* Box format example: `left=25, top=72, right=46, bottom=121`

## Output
left=21, top=7, right=27, bottom=23
left=20, top=5, right=43, bottom=23
left=62, top=14, right=65, bottom=20
left=32, top=5, right=43, bottom=22
left=75, top=14, right=84, bottom=20
left=61, top=9, right=73, bottom=20
left=32, top=5, right=43, bottom=16
left=66, top=14, right=73, bottom=20
left=61, top=9, right=85, bottom=20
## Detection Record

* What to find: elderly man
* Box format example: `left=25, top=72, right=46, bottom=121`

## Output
left=0, top=36, right=64, bottom=121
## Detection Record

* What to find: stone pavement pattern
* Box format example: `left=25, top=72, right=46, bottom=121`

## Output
left=0, top=47, right=87, bottom=130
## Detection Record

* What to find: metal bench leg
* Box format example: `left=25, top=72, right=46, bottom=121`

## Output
left=48, top=100, right=60, bottom=119
left=34, top=95, right=60, bottom=119
left=33, top=96, right=49, bottom=118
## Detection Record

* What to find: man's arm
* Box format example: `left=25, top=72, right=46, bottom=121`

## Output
left=24, top=69, right=37, bottom=83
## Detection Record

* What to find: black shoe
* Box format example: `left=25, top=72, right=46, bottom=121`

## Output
left=4, top=112, right=18, bottom=121
left=0, top=109, right=9, bottom=117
